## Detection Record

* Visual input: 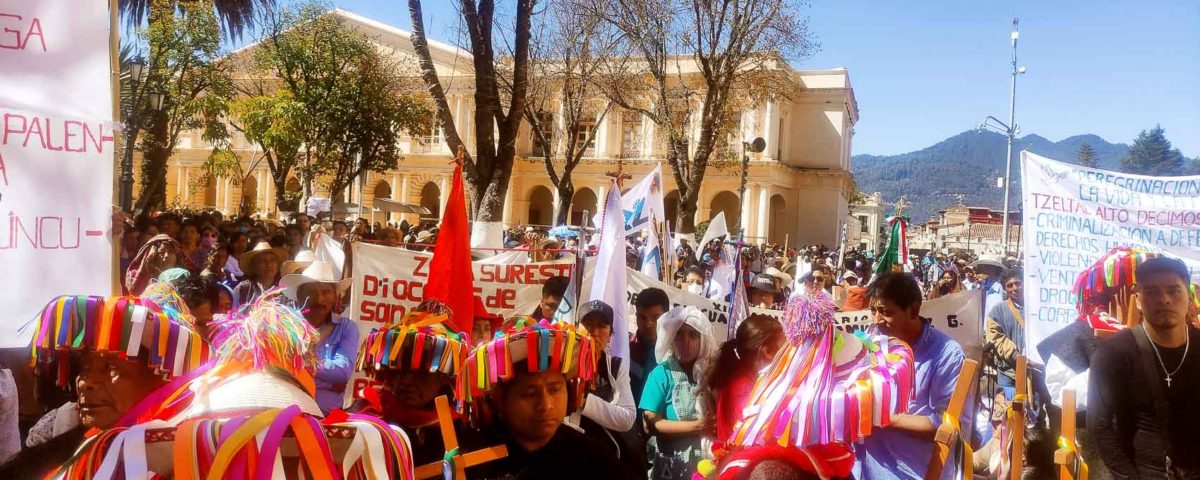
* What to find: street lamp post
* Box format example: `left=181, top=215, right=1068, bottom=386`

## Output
left=119, top=60, right=165, bottom=213
left=979, top=18, right=1025, bottom=255
left=738, top=137, right=766, bottom=238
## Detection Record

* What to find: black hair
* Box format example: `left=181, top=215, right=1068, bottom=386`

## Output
left=700, top=315, right=783, bottom=433
left=176, top=275, right=219, bottom=311
left=1136, top=257, right=1191, bottom=285
left=685, top=266, right=703, bottom=277
left=542, top=276, right=570, bottom=298
left=867, top=272, right=923, bottom=311
left=1001, top=268, right=1023, bottom=284
left=635, top=287, right=671, bottom=312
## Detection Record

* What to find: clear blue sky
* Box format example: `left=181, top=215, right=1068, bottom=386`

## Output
left=246, top=0, right=1200, bottom=157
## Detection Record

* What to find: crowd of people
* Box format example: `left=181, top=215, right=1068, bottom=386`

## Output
left=0, top=206, right=1196, bottom=480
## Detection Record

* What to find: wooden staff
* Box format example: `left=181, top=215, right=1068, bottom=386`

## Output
left=414, top=395, right=508, bottom=480
left=1009, top=355, right=1028, bottom=480
left=926, top=358, right=979, bottom=480
left=1054, top=390, right=1088, bottom=480
left=109, top=0, right=122, bottom=295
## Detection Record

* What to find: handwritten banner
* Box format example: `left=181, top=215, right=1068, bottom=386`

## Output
left=1021, top=152, right=1200, bottom=363
left=0, top=2, right=116, bottom=347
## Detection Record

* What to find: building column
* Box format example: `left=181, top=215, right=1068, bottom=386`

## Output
left=439, top=176, right=449, bottom=217
left=214, top=177, right=223, bottom=212
left=594, top=113, right=608, bottom=158
left=641, top=111, right=655, bottom=159
left=764, top=99, right=779, bottom=160
left=222, top=177, right=232, bottom=213
left=502, top=178, right=514, bottom=226
left=264, top=170, right=274, bottom=214
left=597, top=180, right=608, bottom=218
left=740, top=184, right=755, bottom=234
left=756, top=185, right=770, bottom=241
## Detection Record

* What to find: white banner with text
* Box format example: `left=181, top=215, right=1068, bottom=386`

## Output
left=1021, top=152, right=1200, bottom=363
left=0, top=2, right=116, bottom=347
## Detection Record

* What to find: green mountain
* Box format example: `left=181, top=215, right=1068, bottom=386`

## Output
left=851, top=131, right=1129, bottom=223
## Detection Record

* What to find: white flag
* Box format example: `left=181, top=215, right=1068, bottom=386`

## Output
left=641, top=227, right=663, bottom=280
left=622, top=164, right=666, bottom=235
left=696, top=211, right=729, bottom=261
left=589, top=179, right=630, bottom=359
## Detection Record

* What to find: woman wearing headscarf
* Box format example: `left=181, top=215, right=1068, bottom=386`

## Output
left=638, top=306, right=716, bottom=480
left=927, top=268, right=963, bottom=300
left=123, top=234, right=180, bottom=295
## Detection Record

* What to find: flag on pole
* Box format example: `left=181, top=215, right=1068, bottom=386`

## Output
left=726, top=242, right=749, bottom=339
left=590, top=179, right=630, bottom=360
left=423, top=155, right=474, bottom=333
left=622, top=164, right=666, bottom=234
left=873, top=215, right=910, bottom=275
left=663, top=221, right=677, bottom=283
left=696, top=211, right=729, bottom=261
left=641, top=227, right=663, bottom=280
left=552, top=267, right=580, bottom=324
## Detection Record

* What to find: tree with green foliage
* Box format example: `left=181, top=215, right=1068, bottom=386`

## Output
left=220, top=3, right=431, bottom=209
left=407, top=0, right=536, bottom=227
left=134, top=0, right=234, bottom=212
left=1120, top=125, right=1185, bottom=176
left=1076, top=141, right=1097, bottom=168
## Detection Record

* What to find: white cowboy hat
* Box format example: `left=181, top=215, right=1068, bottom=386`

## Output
left=764, top=266, right=793, bottom=285
left=237, top=241, right=289, bottom=268
left=279, top=260, right=351, bottom=301
left=170, top=370, right=323, bottom=424
left=971, top=254, right=1006, bottom=271
left=280, top=249, right=316, bottom=276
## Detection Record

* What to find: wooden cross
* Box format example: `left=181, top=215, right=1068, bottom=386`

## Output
left=1054, top=390, right=1088, bottom=480
left=1009, top=356, right=1028, bottom=480
left=605, top=158, right=633, bottom=189
left=413, top=396, right=509, bottom=480
left=926, top=358, right=980, bottom=480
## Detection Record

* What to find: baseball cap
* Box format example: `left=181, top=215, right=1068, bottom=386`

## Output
left=578, top=300, right=614, bottom=327
left=751, top=274, right=779, bottom=293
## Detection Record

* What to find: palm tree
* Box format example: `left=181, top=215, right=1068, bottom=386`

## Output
left=119, top=0, right=273, bottom=38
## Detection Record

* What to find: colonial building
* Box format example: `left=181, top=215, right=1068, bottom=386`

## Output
left=908, top=203, right=1022, bottom=255
left=150, top=9, right=859, bottom=247
left=847, top=192, right=885, bottom=254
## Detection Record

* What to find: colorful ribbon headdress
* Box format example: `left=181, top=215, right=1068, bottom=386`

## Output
left=28, top=283, right=209, bottom=389
left=357, top=310, right=468, bottom=380
left=729, top=294, right=914, bottom=449
left=51, top=290, right=418, bottom=480
left=459, top=317, right=598, bottom=419
left=1071, top=246, right=1163, bottom=331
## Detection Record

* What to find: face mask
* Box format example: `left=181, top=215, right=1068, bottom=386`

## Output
left=687, top=284, right=705, bottom=295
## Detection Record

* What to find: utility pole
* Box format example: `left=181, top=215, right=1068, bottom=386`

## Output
left=979, top=18, right=1026, bottom=256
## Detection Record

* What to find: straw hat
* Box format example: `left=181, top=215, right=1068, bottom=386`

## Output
left=278, top=261, right=351, bottom=301
left=237, top=241, right=289, bottom=268
left=280, top=249, right=316, bottom=276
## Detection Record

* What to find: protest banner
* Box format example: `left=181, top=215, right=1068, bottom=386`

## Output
left=832, top=289, right=984, bottom=360
left=1021, top=152, right=1200, bottom=363
left=346, top=242, right=574, bottom=400
left=0, top=2, right=116, bottom=347
left=344, top=243, right=784, bottom=399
